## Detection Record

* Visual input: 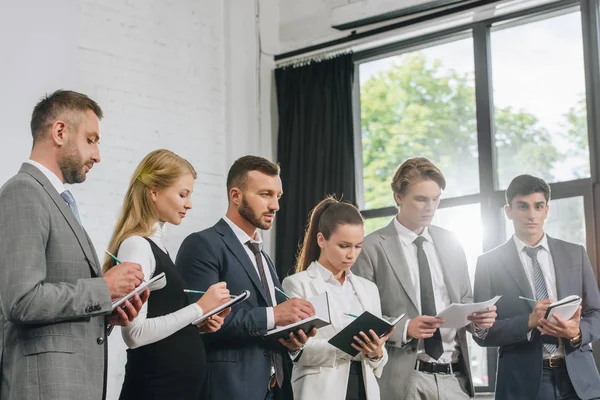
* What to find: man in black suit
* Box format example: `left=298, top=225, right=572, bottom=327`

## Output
left=474, top=175, right=600, bottom=400
left=176, top=155, right=316, bottom=400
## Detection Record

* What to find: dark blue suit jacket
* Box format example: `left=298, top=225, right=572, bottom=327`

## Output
left=176, top=218, right=289, bottom=400
left=473, top=236, right=600, bottom=400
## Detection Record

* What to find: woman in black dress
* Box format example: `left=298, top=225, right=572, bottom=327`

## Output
left=103, top=149, right=231, bottom=399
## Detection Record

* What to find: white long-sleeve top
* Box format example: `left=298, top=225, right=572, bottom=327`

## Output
left=117, top=222, right=204, bottom=349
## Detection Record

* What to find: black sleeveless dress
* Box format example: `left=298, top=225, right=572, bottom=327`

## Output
left=119, top=238, right=208, bottom=400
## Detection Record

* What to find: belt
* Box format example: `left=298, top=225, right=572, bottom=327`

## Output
left=543, top=357, right=565, bottom=369
left=415, top=360, right=461, bottom=374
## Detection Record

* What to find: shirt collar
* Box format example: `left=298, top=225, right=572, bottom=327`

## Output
left=314, top=260, right=353, bottom=283
left=26, top=159, right=65, bottom=195
left=513, top=233, right=549, bottom=254
left=223, top=215, right=263, bottom=250
left=393, top=216, right=432, bottom=246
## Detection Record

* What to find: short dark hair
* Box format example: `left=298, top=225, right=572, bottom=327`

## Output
left=391, top=157, right=446, bottom=198
left=505, top=174, right=551, bottom=206
left=226, top=155, right=280, bottom=193
left=30, top=90, right=103, bottom=142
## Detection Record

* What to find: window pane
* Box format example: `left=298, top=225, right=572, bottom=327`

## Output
left=364, top=216, right=393, bottom=236
left=360, top=37, right=479, bottom=210
left=504, top=196, right=586, bottom=246
left=431, top=203, right=488, bottom=387
left=492, top=11, right=590, bottom=189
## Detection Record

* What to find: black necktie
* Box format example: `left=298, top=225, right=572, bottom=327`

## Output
left=414, top=236, right=444, bottom=360
left=246, top=241, right=284, bottom=387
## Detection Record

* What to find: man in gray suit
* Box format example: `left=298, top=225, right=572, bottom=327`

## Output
left=473, top=175, right=600, bottom=400
left=354, top=157, right=497, bottom=399
left=0, top=90, right=147, bottom=400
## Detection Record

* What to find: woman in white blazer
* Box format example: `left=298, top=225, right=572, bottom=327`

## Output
left=282, top=197, right=394, bottom=400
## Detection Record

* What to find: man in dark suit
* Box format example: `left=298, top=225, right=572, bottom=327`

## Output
left=474, top=174, right=600, bottom=400
left=176, top=155, right=316, bottom=400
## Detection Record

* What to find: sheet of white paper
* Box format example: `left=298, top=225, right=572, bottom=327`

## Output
left=309, top=292, right=331, bottom=322
left=436, top=295, right=501, bottom=329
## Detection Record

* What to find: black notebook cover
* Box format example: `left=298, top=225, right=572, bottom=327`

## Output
left=328, top=312, right=404, bottom=356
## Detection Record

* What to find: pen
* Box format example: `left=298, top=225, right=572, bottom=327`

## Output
left=519, top=296, right=537, bottom=303
left=183, top=289, right=235, bottom=298
left=343, top=312, right=360, bottom=318
left=105, top=250, right=122, bottom=264
left=275, top=287, right=292, bottom=300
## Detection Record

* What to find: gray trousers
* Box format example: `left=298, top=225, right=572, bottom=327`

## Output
left=406, top=370, right=471, bottom=400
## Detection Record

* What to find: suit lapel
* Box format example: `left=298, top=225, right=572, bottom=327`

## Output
left=501, top=239, right=535, bottom=310
left=429, top=227, right=461, bottom=304
left=547, top=236, right=573, bottom=299
left=379, top=221, right=419, bottom=310
left=351, top=275, right=371, bottom=313
left=21, top=164, right=102, bottom=276
left=215, top=219, right=270, bottom=305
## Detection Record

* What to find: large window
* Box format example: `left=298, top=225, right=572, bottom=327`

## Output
left=356, top=1, right=599, bottom=393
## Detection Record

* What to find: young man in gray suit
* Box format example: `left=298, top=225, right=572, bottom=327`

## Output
left=353, top=157, right=497, bottom=400
left=0, top=90, right=147, bottom=400
left=473, top=175, right=600, bottom=400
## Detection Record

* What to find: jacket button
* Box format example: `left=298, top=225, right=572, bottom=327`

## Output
left=97, top=337, right=105, bottom=345
left=263, top=350, right=270, bottom=357
left=85, top=306, right=93, bottom=313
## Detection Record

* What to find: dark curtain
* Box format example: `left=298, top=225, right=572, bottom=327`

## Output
left=275, top=53, right=357, bottom=280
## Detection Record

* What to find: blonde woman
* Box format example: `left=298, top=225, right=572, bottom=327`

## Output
left=103, top=149, right=230, bottom=399
left=282, top=197, right=393, bottom=400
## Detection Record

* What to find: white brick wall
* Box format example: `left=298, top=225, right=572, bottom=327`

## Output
left=0, top=1, right=262, bottom=398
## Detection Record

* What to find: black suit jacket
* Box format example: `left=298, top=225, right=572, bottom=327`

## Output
left=473, top=236, right=600, bottom=400
left=176, top=218, right=292, bottom=400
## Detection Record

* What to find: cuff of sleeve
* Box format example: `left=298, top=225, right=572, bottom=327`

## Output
left=267, top=307, right=275, bottom=330
left=192, top=303, right=204, bottom=318
left=402, top=319, right=411, bottom=344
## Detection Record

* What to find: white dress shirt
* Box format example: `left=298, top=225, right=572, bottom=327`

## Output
left=117, top=222, right=204, bottom=349
left=314, top=261, right=365, bottom=361
left=26, top=159, right=66, bottom=196
left=223, top=216, right=276, bottom=329
left=394, top=219, right=461, bottom=364
left=513, top=234, right=564, bottom=358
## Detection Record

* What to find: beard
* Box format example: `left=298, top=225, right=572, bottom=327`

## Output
left=58, top=142, right=86, bottom=184
left=239, top=195, right=274, bottom=230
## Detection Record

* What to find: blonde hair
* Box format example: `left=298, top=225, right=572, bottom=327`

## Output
left=102, top=149, right=197, bottom=273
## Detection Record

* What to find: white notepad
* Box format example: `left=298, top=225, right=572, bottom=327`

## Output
left=545, top=295, right=582, bottom=323
left=191, top=290, right=252, bottom=325
left=111, top=272, right=167, bottom=310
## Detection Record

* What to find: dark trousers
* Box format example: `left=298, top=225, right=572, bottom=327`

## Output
left=537, top=365, right=580, bottom=400
left=346, top=361, right=367, bottom=400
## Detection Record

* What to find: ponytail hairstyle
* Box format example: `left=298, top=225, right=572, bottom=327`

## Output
left=294, top=196, right=364, bottom=273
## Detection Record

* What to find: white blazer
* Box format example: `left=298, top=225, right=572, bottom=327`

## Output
left=282, top=261, right=389, bottom=400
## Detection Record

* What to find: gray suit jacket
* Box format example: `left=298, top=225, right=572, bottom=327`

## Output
left=473, top=237, right=600, bottom=400
left=0, top=163, right=112, bottom=400
left=353, top=220, right=475, bottom=399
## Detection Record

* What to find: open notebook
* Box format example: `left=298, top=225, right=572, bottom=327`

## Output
left=264, top=292, right=331, bottom=341
left=329, top=312, right=405, bottom=357
left=111, top=272, right=167, bottom=310
left=544, top=295, right=581, bottom=323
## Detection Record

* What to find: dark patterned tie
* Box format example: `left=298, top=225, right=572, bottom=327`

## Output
left=246, top=241, right=284, bottom=387
left=60, top=190, right=82, bottom=225
left=414, top=236, right=444, bottom=360
left=524, top=246, right=558, bottom=353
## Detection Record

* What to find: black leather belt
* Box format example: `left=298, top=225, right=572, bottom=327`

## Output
left=415, top=360, right=461, bottom=374
left=543, top=357, right=565, bottom=369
